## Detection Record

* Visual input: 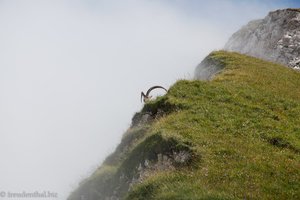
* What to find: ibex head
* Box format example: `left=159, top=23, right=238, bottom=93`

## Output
left=141, top=86, right=167, bottom=103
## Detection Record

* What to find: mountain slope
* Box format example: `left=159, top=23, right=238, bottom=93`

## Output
left=68, top=51, right=300, bottom=200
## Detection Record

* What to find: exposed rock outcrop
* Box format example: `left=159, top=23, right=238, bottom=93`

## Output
left=68, top=100, right=195, bottom=200
left=224, top=8, right=300, bottom=70
left=194, top=53, right=224, bottom=80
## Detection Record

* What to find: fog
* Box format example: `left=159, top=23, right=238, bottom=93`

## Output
left=0, top=0, right=297, bottom=199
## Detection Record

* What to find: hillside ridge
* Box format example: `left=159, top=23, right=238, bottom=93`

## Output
left=68, top=51, right=300, bottom=200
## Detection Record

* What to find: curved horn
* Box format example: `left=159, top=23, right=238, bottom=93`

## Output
left=141, top=92, right=146, bottom=102
left=145, top=86, right=168, bottom=97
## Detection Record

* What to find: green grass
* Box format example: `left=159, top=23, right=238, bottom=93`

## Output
left=68, top=51, right=300, bottom=200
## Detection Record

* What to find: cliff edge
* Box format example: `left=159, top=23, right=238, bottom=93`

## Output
left=68, top=51, right=300, bottom=200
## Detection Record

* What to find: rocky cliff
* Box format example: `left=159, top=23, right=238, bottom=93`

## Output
left=68, top=8, right=300, bottom=200
left=68, top=51, right=300, bottom=200
left=224, top=8, right=300, bottom=70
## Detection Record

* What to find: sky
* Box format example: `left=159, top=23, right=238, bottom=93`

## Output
left=0, top=0, right=299, bottom=199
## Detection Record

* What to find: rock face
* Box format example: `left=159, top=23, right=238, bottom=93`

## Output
left=224, top=8, right=300, bottom=70
left=194, top=53, right=224, bottom=80
left=67, top=102, right=195, bottom=200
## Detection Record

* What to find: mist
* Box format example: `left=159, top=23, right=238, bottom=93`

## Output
left=0, top=0, right=296, bottom=199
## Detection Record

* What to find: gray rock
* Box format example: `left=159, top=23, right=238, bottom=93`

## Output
left=224, top=8, right=300, bottom=70
left=194, top=55, right=224, bottom=80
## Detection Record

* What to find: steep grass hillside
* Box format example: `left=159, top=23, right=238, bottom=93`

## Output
left=68, top=51, right=300, bottom=200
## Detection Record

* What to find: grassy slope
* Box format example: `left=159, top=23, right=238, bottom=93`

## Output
left=69, top=51, right=300, bottom=200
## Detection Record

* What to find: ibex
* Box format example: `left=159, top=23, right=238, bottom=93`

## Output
left=141, top=86, right=167, bottom=103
